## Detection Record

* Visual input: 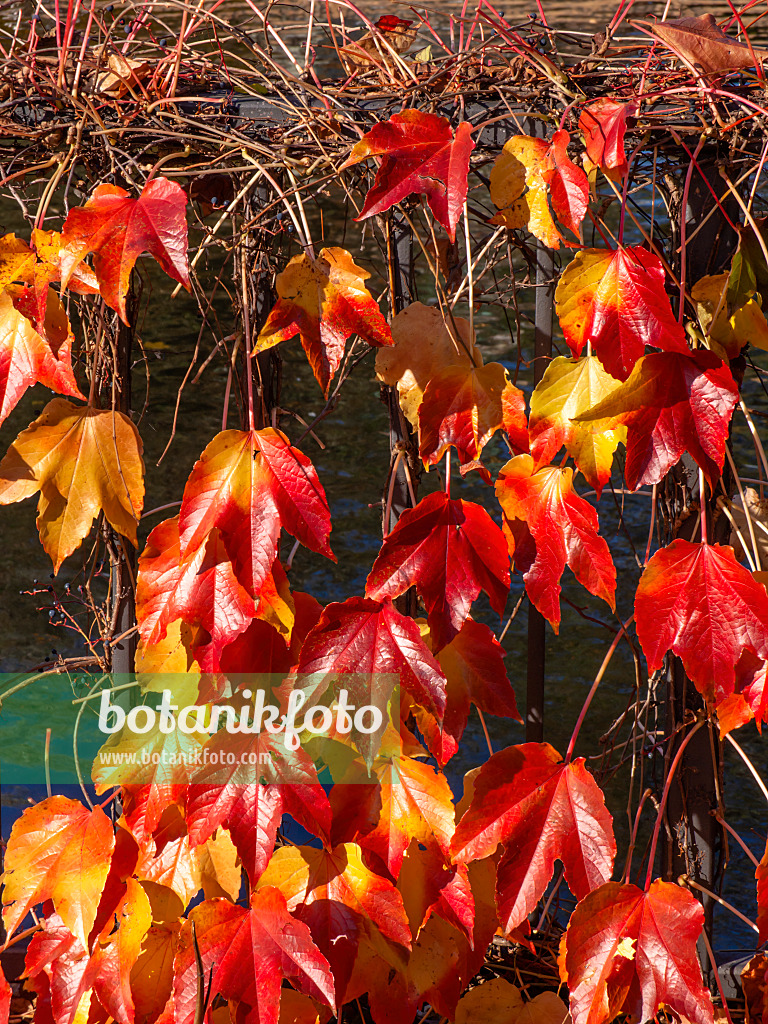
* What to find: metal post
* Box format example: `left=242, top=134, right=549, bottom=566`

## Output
left=526, top=238, right=554, bottom=743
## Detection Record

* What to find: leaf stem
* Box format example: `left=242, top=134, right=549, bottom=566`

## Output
left=699, top=469, right=708, bottom=545
left=644, top=718, right=706, bottom=890
left=241, top=256, right=255, bottom=432
left=565, top=615, right=632, bottom=763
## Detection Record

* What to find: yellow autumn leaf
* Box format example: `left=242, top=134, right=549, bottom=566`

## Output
left=375, top=301, right=479, bottom=427
left=529, top=355, right=627, bottom=497
left=198, top=827, right=242, bottom=901
left=692, top=272, right=768, bottom=359
left=455, top=976, right=571, bottom=1024
left=490, top=136, right=561, bottom=249
left=0, top=397, right=144, bottom=572
left=0, top=233, right=35, bottom=289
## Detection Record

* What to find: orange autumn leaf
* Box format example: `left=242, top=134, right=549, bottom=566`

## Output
left=259, top=841, right=411, bottom=948
left=0, top=230, right=98, bottom=340
left=375, top=302, right=479, bottom=427
left=496, top=454, right=616, bottom=631
left=129, top=921, right=180, bottom=1024
left=0, top=289, right=84, bottom=427
left=59, top=177, right=190, bottom=324
left=89, top=878, right=153, bottom=1024
left=136, top=516, right=255, bottom=671
left=331, top=736, right=456, bottom=878
left=3, top=796, right=115, bottom=948
left=255, top=247, right=392, bottom=395
left=0, top=398, right=144, bottom=572
left=418, top=361, right=521, bottom=470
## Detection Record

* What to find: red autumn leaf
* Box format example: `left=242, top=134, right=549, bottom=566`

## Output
left=187, top=778, right=332, bottom=887
left=24, top=913, right=95, bottom=1024
left=397, top=844, right=475, bottom=946
left=365, top=491, right=510, bottom=650
left=576, top=350, right=738, bottom=490
left=495, top=454, right=616, bottom=631
left=716, top=651, right=768, bottom=736
left=759, top=836, right=768, bottom=943
left=136, top=515, right=255, bottom=657
left=171, top=889, right=336, bottom=1024
left=417, top=362, right=516, bottom=470
left=0, top=289, right=83, bottom=427
left=0, top=969, right=8, bottom=1024
left=255, top=247, right=392, bottom=395
left=340, top=110, right=475, bottom=241
left=555, top=246, right=688, bottom=380
left=178, top=428, right=334, bottom=602
left=3, top=796, right=115, bottom=949
left=544, top=129, right=590, bottom=239
left=331, top=739, right=456, bottom=878
left=59, top=177, right=190, bottom=324
left=579, top=98, right=637, bottom=180
left=635, top=539, right=768, bottom=701
left=297, top=596, right=447, bottom=721
left=451, top=743, right=615, bottom=933
left=562, top=879, right=713, bottom=1024
left=413, top=617, right=520, bottom=766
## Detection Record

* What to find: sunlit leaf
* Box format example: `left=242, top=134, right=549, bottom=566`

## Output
left=366, top=490, right=510, bottom=650
left=340, top=110, right=475, bottom=241
left=562, top=879, right=713, bottom=1024
left=635, top=539, right=768, bottom=701
left=555, top=246, right=688, bottom=380
left=60, top=177, right=190, bottom=323
left=496, top=454, right=616, bottom=631
left=0, top=398, right=144, bottom=571
left=528, top=355, right=626, bottom=497
left=3, top=796, right=114, bottom=948
left=255, top=248, right=392, bottom=395
left=576, top=350, right=738, bottom=490
left=452, top=742, right=614, bottom=933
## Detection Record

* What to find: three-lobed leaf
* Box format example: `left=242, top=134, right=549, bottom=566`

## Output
left=528, top=355, right=626, bottom=497
left=366, top=490, right=510, bottom=650
left=60, top=177, right=190, bottom=324
left=0, top=398, right=144, bottom=572
left=3, top=796, right=115, bottom=948
left=555, top=246, right=688, bottom=380
left=562, top=879, right=713, bottom=1024
left=496, top=454, right=616, bottom=631
left=452, top=742, right=615, bottom=933
left=576, top=350, right=739, bottom=490
left=490, top=131, right=588, bottom=248
left=171, top=888, right=336, bottom=1024
left=255, top=247, right=392, bottom=395
left=340, top=110, right=475, bottom=241
left=635, top=539, right=768, bottom=701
